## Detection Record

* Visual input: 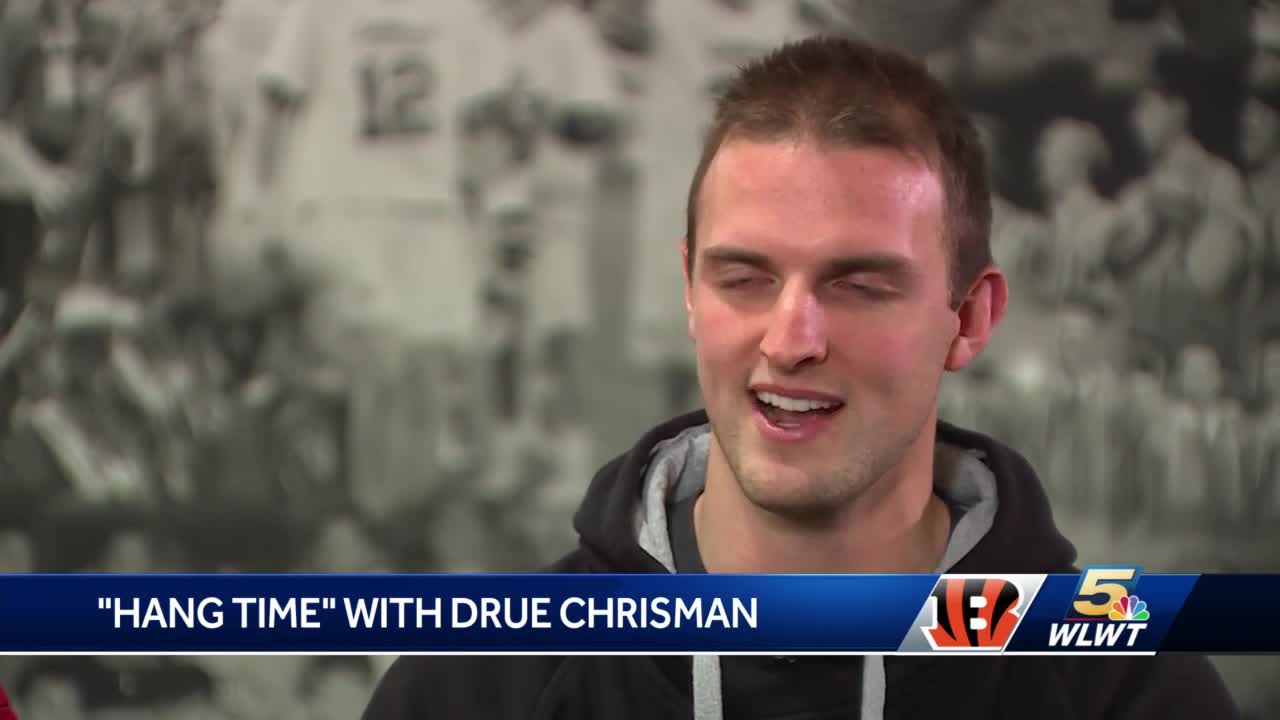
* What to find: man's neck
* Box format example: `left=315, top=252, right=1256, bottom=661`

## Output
left=693, top=427, right=952, bottom=575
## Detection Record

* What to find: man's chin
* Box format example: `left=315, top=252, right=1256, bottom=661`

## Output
left=739, top=481, right=850, bottom=525
left=737, top=456, right=840, bottom=510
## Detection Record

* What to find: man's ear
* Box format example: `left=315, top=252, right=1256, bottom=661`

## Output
left=681, top=238, right=695, bottom=337
left=945, top=265, right=1008, bottom=371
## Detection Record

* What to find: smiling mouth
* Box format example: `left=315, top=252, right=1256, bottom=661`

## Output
left=751, top=390, right=844, bottom=429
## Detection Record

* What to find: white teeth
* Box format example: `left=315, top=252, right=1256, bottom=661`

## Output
left=754, top=391, right=839, bottom=413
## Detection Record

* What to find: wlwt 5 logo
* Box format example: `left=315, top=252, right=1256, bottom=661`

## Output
left=1049, top=566, right=1150, bottom=650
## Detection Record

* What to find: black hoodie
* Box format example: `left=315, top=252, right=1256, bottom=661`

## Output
left=362, top=411, right=1241, bottom=720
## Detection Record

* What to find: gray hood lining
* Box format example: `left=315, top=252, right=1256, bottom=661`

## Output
left=633, top=424, right=1001, bottom=720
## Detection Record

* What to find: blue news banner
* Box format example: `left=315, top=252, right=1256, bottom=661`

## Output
left=0, top=568, right=1275, bottom=654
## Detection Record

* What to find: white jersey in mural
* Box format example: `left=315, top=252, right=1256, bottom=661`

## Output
left=260, top=0, right=514, bottom=343
left=511, top=2, right=623, bottom=339
left=626, top=0, right=810, bottom=369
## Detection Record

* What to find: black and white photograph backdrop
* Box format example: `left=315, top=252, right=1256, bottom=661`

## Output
left=1, top=0, right=1278, bottom=716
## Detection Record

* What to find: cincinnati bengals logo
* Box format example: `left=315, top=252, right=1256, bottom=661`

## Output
left=923, top=577, right=1024, bottom=650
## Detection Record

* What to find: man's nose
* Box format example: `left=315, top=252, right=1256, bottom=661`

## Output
left=760, top=285, right=828, bottom=371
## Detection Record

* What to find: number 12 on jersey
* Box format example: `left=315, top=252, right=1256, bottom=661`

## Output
left=356, top=50, right=437, bottom=139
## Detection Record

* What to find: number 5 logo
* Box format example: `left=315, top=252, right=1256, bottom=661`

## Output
left=1068, top=566, right=1142, bottom=619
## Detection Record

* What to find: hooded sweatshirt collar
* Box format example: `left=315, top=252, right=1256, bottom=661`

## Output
left=569, top=410, right=1078, bottom=719
left=572, top=410, right=1077, bottom=575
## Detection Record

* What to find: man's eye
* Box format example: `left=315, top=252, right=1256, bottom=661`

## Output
left=833, top=280, right=893, bottom=298
left=719, top=275, right=767, bottom=289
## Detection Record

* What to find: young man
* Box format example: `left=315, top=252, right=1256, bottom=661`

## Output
left=1041, top=301, right=1124, bottom=520
left=488, top=0, right=624, bottom=424
left=363, top=36, right=1239, bottom=720
left=1119, top=84, right=1260, bottom=378
left=1034, top=119, right=1124, bottom=312
left=1161, top=344, right=1247, bottom=534
left=253, top=0, right=516, bottom=524
left=0, top=0, right=79, bottom=435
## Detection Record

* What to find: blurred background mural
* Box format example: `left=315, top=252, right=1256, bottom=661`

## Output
left=1, top=0, right=1279, bottom=717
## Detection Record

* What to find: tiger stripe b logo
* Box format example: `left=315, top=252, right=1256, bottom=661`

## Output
left=922, top=577, right=1024, bottom=651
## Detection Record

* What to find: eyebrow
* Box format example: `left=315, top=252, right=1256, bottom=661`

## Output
left=700, top=246, right=919, bottom=284
left=701, top=246, right=777, bottom=272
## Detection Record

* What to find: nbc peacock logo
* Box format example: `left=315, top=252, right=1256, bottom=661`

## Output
left=1108, top=595, right=1150, bottom=622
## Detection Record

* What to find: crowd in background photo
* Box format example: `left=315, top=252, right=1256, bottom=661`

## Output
left=0, top=0, right=1278, bottom=717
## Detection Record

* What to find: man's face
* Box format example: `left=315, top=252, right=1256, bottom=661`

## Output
left=1133, top=91, right=1183, bottom=156
left=315, top=519, right=384, bottom=574
left=1250, top=4, right=1280, bottom=95
left=101, top=531, right=155, bottom=573
left=1055, top=308, right=1098, bottom=374
left=685, top=140, right=961, bottom=519
left=1036, top=126, right=1097, bottom=200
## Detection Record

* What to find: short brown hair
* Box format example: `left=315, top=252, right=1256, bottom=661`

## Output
left=684, top=35, right=992, bottom=307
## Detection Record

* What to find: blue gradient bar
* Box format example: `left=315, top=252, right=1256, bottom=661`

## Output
left=0, top=574, right=936, bottom=653
left=0, top=574, right=1276, bottom=654
left=1158, top=575, right=1280, bottom=653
